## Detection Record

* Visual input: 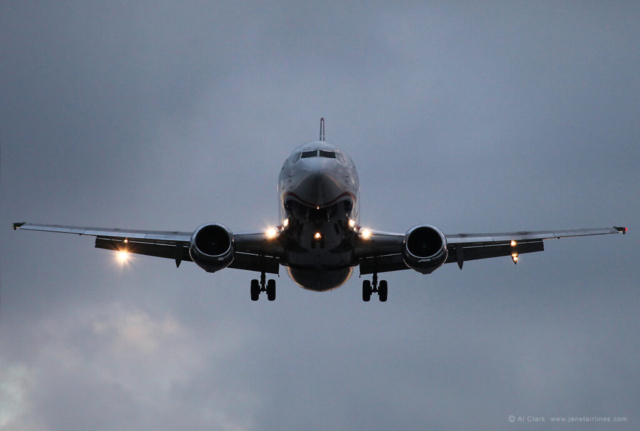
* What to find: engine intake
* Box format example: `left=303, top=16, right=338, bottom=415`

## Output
left=403, top=225, right=448, bottom=274
left=189, top=223, right=234, bottom=273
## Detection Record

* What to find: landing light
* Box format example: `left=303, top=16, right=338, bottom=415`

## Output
left=266, top=228, right=278, bottom=239
left=348, top=219, right=356, bottom=228
left=510, top=240, right=517, bottom=247
left=314, top=232, right=322, bottom=240
left=511, top=252, right=518, bottom=264
left=283, top=218, right=289, bottom=227
left=118, top=250, right=129, bottom=262
left=361, top=229, right=372, bottom=240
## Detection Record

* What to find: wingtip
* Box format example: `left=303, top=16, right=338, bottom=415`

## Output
left=614, top=226, right=628, bottom=234
left=13, top=222, right=25, bottom=230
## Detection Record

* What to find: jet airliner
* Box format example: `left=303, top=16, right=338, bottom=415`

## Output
left=13, top=119, right=627, bottom=301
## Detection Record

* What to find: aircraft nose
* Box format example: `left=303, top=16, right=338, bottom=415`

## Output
left=294, top=171, right=344, bottom=207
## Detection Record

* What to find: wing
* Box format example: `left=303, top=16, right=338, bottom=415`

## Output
left=446, top=226, right=626, bottom=269
left=357, top=226, right=627, bottom=274
left=12, top=222, right=281, bottom=274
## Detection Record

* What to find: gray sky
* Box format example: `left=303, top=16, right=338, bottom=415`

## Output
left=1, top=1, right=638, bottom=430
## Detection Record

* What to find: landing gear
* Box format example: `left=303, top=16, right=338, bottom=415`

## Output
left=267, top=279, right=276, bottom=301
left=362, top=273, right=388, bottom=302
left=251, top=279, right=260, bottom=301
left=362, top=280, right=372, bottom=302
left=378, top=280, right=388, bottom=302
left=251, top=270, right=276, bottom=301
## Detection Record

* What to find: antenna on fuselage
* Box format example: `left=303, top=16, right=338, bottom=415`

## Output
left=319, top=118, right=325, bottom=141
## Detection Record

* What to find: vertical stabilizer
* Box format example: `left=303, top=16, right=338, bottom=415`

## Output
left=319, top=118, right=325, bottom=141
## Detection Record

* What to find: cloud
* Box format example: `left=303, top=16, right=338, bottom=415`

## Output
left=2, top=302, right=259, bottom=431
left=0, top=364, right=34, bottom=429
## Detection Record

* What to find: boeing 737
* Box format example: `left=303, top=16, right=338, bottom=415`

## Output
left=13, top=119, right=627, bottom=302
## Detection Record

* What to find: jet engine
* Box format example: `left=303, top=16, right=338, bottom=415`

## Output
left=189, top=223, right=234, bottom=273
left=403, top=225, right=448, bottom=274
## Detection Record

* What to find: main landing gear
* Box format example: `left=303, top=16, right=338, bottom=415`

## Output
left=251, top=270, right=276, bottom=301
left=362, top=272, right=387, bottom=302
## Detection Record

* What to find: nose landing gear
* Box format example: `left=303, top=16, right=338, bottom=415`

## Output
left=251, top=270, right=276, bottom=301
left=362, top=272, right=387, bottom=302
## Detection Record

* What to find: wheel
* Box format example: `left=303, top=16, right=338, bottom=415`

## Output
left=378, top=280, right=388, bottom=302
left=251, top=279, right=260, bottom=301
left=362, top=280, right=371, bottom=302
left=267, top=279, right=276, bottom=301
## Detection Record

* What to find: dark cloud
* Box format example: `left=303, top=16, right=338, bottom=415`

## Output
left=1, top=1, right=638, bottom=430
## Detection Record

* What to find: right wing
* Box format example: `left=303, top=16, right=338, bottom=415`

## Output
left=12, top=222, right=281, bottom=274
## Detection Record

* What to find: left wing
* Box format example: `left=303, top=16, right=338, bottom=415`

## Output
left=445, top=226, right=626, bottom=269
left=357, top=226, right=627, bottom=274
left=12, top=222, right=281, bottom=274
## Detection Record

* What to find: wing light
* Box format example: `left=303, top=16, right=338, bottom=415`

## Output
left=266, top=228, right=278, bottom=239
left=615, top=226, right=628, bottom=234
left=510, top=240, right=518, bottom=264
left=361, top=229, right=372, bottom=240
left=118, top=250, right=129, bottom=262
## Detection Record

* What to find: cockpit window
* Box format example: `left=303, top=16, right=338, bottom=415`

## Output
left=300, top=150, right=338, bottom=159
left=292, top=153, right=301, bottom=163
left=319, top=150, right=336, bottom=158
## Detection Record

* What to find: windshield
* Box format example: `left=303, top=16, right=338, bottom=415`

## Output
left=300, top=150, right=337, bottom=159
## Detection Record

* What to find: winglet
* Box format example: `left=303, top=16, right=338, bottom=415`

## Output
left=319, top=118, right=325, bottom=141
left=13, top=222, right=25, bottom=230
left=614, top=226, right=628, bottom=234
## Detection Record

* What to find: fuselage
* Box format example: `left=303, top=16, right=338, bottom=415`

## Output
left=277, top=141, right=360, bottom=291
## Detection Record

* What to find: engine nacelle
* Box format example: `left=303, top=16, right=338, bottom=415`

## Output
left=189, top=223, right=234, bottom=273
left=403, top=225, right=448, bottom=274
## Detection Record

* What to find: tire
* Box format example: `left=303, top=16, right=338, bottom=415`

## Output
left=362, top=280, right=371, bottom=302
left=251, top=279, right=260, bottom=301
left=379, top=280, right=388, bottom=302
left=267, top=279, right=276, bottom=301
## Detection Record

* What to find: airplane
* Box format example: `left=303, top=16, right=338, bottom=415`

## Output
left=13, top=119, right=627, bottom=302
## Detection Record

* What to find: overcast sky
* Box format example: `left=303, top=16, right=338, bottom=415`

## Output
left=1, top=1, right=638, bottom=430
